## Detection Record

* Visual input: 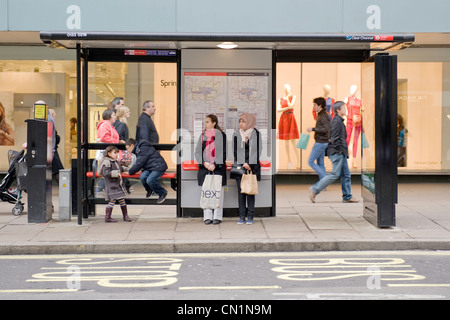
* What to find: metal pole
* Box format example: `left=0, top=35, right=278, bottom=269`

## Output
left=76, top=43, right=82, bottom=225
left=176, top=50, right=182, bottom=217
left=82, top=49, right=89, bottom=219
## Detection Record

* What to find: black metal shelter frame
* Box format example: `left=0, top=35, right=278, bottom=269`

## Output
left=40, top=32, right=414, bottom=226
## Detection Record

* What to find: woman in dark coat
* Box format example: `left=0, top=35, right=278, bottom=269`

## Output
left=195, top=114, right=227, bottom=225
left=231, top=113, right=262, bottom=225
left=113, top=105, right=130, bottom=143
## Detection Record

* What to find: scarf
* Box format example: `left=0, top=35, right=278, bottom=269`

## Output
left=238, top=113, right=256, bottom=148
left=239, top=128, right=254, bottom=148
left=204, top=129, right=216, bottom=163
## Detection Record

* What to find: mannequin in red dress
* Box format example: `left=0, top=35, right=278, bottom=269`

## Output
left=344, top=85, right=362, bottom=168
left=277, top=84, right=299, bottom=169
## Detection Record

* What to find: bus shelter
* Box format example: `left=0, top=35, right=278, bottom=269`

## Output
left=40, top=32, right=414, bottom=227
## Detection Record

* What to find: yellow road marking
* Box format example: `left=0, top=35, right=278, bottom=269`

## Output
left=179, top=285, right=280, bottom=290
left=0, top=289, right=78, bottom=293
left=388, top=283, right=450, bottom=287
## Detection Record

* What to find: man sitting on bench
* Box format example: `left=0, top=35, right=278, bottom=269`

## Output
left=124, top=139, right=168, bottom=204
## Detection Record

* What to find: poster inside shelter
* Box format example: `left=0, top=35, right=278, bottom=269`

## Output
left=183, top=72, right=269, bottom=141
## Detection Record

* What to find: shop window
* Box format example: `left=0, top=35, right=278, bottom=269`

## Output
left=397, top=62, right=443, bottom=171
left=0, top=59, right=76, bottom=172
left=277, top=57, right=450, bottom=174
left=276, top=62, right=362, bottom=174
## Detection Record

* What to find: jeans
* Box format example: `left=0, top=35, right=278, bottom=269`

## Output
left=203, top=186, right=225, bottom=221
left=236, top=178, right=256, bottom=221
left=140, top=170, right=166, bottom=197
left=308, top=142, right=328, bottom=180
left=311, top=153, right=352, bottom=201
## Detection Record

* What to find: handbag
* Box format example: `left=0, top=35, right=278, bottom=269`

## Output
left=362, top=133, right=370, bottom=149
left=231, top=163, right=245, bottom=176
left=353, top=114, right=362, bottom=127
left=240, top=170, right=258, bottom=195
left=200, top=173, right=222, bottom=209
left=296, top=133, right=310, bottom=150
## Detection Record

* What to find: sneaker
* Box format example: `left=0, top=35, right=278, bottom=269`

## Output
left=212, top=219, right=221, bottom=225
left=204, top=219, right=213, bottom=225
left=237, top=220, right=245, bottom=225
left=145, top=191, right=154, bottom=198
left=308, top=187, right=316, bottom=203
left=246, top=220, right=254, bottom=225
left=343, top=197, right=359, bottom=203
left=156, top=193, right=167, bottom=204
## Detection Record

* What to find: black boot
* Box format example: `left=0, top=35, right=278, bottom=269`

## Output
left=121, top=205, right=131, bottom=222
left=105, top=207, right=117, bottom=223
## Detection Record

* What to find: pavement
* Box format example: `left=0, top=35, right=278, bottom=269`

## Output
left=0, top=181, right=450, bottom=254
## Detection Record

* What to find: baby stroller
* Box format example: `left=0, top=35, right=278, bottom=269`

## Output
left=0, top=149, right=26, bottom=216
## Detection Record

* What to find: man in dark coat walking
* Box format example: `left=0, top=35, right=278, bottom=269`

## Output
left=309, top=101, right=358, bottom=204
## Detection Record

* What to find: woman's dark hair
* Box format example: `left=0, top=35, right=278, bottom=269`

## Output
left=206, top=114, right=223, bottom=132
left=102, top=109, right=115, bottom=120
left=104, top=145, right=119, bottom=157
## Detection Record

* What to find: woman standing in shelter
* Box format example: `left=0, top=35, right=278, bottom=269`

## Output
left=195, top=114, right=227, bottom=225
left=231, top=113, right=262, bottom=225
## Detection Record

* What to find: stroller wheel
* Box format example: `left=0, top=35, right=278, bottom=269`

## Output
left=12, top=204, right=23, bottom=216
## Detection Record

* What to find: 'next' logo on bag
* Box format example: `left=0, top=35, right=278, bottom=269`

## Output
left=201, top=190, right=221, bottom=199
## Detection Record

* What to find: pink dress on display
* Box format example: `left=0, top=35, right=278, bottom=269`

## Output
left=277, top=96, right=299, bottom=140
left=346, top=95, right=362, bottom=158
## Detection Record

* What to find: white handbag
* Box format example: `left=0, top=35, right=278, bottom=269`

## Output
left=200, top=173, right=222, bottom=209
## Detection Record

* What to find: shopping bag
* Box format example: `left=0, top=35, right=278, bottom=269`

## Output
left=240, top=171, right=258, bottom=195
left=200, top=174, right=222, bottom=209
left=362, top=133, right=370, bottom=149
left=296, top=133, right=310, bottom=150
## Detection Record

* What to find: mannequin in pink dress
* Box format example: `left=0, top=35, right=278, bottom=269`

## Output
left=344, top=85, right=362, bottom=168
left=277, top=84, right=299, bottom=169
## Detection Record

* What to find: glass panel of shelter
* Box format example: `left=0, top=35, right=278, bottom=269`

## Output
left=87, top=61, right=178, bottom=171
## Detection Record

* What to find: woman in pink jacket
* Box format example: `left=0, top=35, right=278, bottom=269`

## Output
left=97, top=109, right=121, bottom=144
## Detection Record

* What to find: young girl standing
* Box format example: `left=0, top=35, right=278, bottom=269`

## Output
left=97, top=145, right=131, bottom=222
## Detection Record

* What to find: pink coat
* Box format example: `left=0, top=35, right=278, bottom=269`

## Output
left=97, top=120, right=120, bottom=143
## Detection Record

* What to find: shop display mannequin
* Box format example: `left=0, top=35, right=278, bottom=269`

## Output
left=397, top=113, right=407, bottom=167
left=277, top=84, right=299, bottom=169
left=344, top=85, right=362, bottom=168
left=312, top=84, right=335, bottom=120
